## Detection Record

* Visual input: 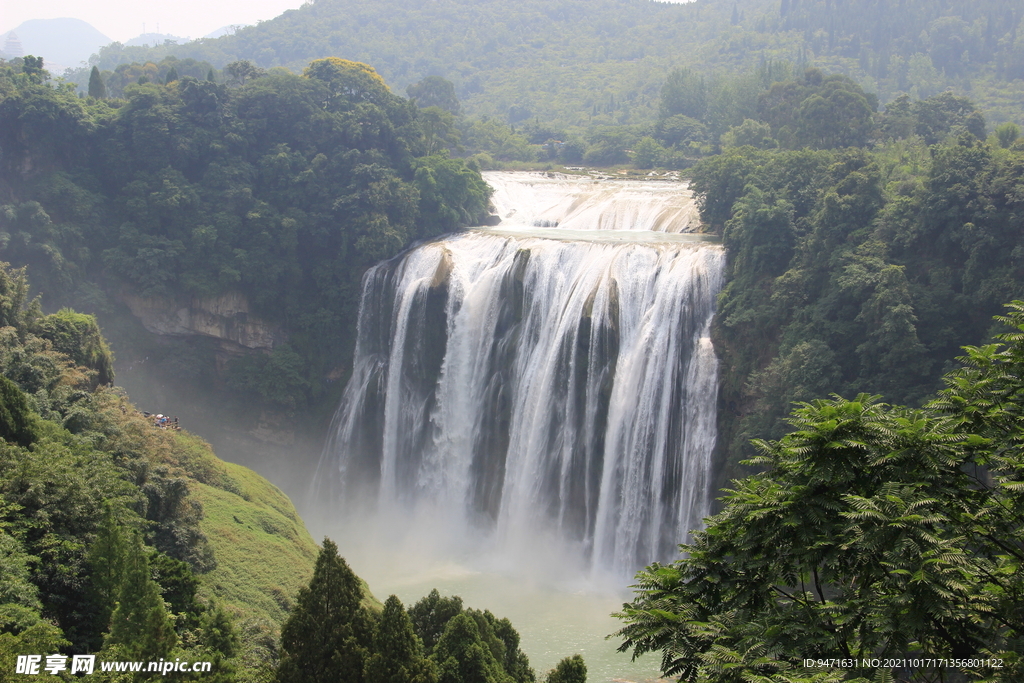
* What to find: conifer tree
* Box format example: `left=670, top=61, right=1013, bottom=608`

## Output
left=86, top=505, right=127, bottom=648
left=198, top=601, right=240, bottom=683
left=276, top=538, right=375, bottom=683
left=409, top=589, right=464, bottom=654
left=87, top=66, right=106, bottom=99
left=431, top=613, right=512, bottom=683
left=545, top=655, right=586, bottom=683
left=104, top=532, right=176, bottom=661
left=104, top=532, right=176, bottom=663
left=365, top=595, right=438, bottom=683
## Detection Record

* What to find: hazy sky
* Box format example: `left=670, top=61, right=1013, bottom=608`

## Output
left=1, top=0, right=304, bottom=43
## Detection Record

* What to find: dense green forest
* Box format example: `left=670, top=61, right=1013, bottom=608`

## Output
left=682, top=76, right=1024, bottom=481
left=65, top=0, right=1024, bottom=129
left=0, top=56, right=490, bottom=421
left=606, top=55, right=1024, bottom=683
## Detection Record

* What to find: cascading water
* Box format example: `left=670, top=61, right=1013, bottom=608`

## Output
left=316, top=172, right=724, bottom=581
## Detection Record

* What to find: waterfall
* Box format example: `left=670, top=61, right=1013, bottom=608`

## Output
left=317, top=173, right=724, bottom=580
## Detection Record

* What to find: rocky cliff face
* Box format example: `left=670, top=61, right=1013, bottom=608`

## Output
left=114, top=290, right=313, bottom=478
left=120, top=290, right=283, bottom=356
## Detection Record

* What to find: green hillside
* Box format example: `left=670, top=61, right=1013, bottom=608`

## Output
left=72, top=0, right=1024, bottom=127
left=0, top=262, right=353, bottom=680
left=194, top=459, right=381, bottom=624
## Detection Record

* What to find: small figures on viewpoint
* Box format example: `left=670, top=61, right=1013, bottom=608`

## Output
left=141, top=412, right=180, bottom=430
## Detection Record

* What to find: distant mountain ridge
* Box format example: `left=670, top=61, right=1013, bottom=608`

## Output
left=2, top=17, right=110, bottom=70
left=75, top=0, right=1024, bottom=127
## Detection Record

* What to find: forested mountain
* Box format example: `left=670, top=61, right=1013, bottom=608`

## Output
left=685, top=83, right=1024, bottom=481
left=69, top=0, right=1024, bottom=127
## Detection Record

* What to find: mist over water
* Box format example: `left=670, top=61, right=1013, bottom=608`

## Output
left=313, top=172, right=724, bottom=679
left=315, top=505, right=667, bottom=681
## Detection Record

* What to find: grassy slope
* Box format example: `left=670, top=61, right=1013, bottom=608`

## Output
left=192, top=464, right=319, bottom=625
left=176, top=435, right=381, bottom=622
left=102, top=399, right=379, bottom=624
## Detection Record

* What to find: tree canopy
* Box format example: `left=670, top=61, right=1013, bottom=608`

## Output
left=0, top=56, right=491, bottom=417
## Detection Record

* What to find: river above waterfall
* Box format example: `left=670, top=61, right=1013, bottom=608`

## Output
left=485, top=171, right=701, bottom=233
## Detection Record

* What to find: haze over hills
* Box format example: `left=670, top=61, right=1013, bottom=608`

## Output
left=1, top=17, right=110, bottom=70
left=124, top=32, right=188, bottom=47
left=76, top=0, right=1024, bottom=127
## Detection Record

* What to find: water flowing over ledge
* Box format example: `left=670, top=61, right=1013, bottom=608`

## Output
left=316, top=173, right=724, bottom=581
left=485, top=171, right=702, bottom=233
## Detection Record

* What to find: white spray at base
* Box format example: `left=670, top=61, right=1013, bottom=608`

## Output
left=316, top=173, right=724, bottom=583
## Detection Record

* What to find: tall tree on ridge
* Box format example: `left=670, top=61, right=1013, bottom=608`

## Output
left=276, top=538, right=375, bottom=683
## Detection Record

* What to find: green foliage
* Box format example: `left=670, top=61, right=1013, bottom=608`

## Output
left=34, top=308, right=115, bottom=387
left=720, top=119, right=776, bottom=149
left=200, top=601, right=239, bottom=659
left=757, top=68, right=877, bottom=149
left=85, top=506, right=128, bottom=648
left=405, top=589, right=536, bottom=683
left=0, top=265, right=40, bottom=332
left=994, top=121, right=1020, bottom=149
left=0, top=530, right=42, bottom=629
left=0, top=621, right=70, bottom=683
left=631, top=137, right=664, bottom=169
left=544, top=655, right=586, bottom=683
left=432, top=613, right=512, bottom=683
left=407, top=77, right=461, bottom=115
left=227, top=346, right=310, bottom=410
left=88, top=66, right=107, bottom=99
left=0, top=57, right=490, bottom=415
left=105, top=532, right=177, bottom=660
left=414, top=153, right=492, bottom=238
left=693, top=111, right=1024, bottom=476
left=0, top=377, right=40, bottom=447
left=409, top=589, right=464, bottom=655
left=303, top=57, right=396, bottom=113
left=365, top=595, right=438, bottom=683
left=276, top=538, right=376, bottom=683
left=615, top=297, right=1024, bottom=681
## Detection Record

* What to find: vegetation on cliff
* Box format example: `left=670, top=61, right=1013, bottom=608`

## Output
left=0, top=263, right=323, bottom=680
left=685, top=82, right=1024, bottom=479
